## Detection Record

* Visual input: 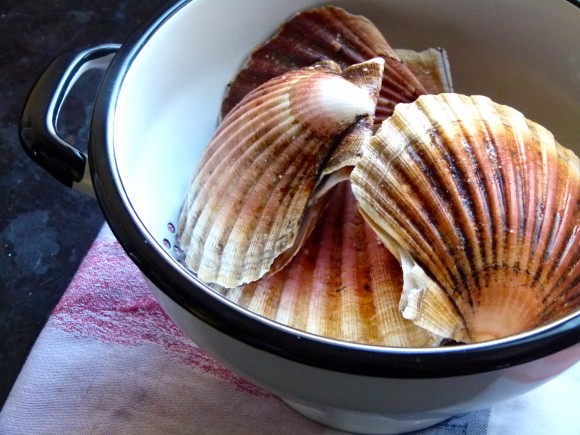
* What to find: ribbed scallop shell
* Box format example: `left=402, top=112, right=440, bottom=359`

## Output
left=220, top=6, right=429, bottom=126
left=224, top=181, right=438, bottom=347
left=351, top=93, right=580, bottom=343
left=321, top=48, right=453, bottom=175
left=178, top=59, right=383, bottom=288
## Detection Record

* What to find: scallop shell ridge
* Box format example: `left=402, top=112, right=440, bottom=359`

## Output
left=220, top=6, right=428, bottom=126
left=224, top=182, right=439, bottom=347
left=351, top=93, right=580, bottom=343
left=178, top=60, right=383, bottom=288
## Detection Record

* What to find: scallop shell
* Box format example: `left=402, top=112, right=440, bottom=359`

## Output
left=321, top=48, right=454, bottom=175
left=395, top=48, right=453, bottom=94
left=351, top=93, right=580, bottom=343
left=220, top=6, right=429, bottom=126
left=178, top=58, right=384, bottom=288
left=224, top=181, right=438, bottom=347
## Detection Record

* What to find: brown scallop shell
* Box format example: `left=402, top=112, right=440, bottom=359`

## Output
left=220, top=6, right=429, bottom=127
left=351, top=93, right=580, bottom=343
left=395, top=48, right=453, bottom=94
left=178, top=59, right=383, bottom=288
left=223, top=181, right=438, bottom=347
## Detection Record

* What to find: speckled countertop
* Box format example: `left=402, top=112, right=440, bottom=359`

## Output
left=0, top=0, right=171, bottom=407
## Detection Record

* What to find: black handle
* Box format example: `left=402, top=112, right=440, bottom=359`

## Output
left=20, top=44, right=120, bottom=190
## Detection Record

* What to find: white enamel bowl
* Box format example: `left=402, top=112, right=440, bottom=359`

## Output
left=21, top=0, right=580, bottom=433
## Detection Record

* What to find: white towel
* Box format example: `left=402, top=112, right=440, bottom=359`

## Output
left=1, top=224, right=578, bottom=435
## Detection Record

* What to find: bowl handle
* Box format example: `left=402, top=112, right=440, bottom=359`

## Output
left=19, top=44, right=120, bottom=197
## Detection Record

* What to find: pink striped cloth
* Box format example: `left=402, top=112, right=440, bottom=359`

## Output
left=1, top=224, right=578, bottom=434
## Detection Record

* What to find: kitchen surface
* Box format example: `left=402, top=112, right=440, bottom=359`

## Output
left=0, top=0, right=170, bottom=408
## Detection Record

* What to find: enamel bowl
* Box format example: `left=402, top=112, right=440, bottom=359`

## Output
left=21, top=0, right=579, bottom=433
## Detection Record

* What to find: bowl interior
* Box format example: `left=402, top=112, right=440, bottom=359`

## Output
left=110, top=0, right=580, bottom=345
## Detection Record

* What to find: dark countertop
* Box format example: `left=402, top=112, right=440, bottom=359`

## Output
left=0, top=0, right=171, bottom=408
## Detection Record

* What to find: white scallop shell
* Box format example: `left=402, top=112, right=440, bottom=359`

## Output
left=178, top=59, right=384, bottom=288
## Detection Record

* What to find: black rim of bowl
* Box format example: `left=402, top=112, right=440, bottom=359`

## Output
left=90, top=0, right=580, bottom=379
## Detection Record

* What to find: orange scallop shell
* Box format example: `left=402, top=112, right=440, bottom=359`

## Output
left=223, top=181, right=438, bottom=346
left=351, top=93, right=580, bottom=343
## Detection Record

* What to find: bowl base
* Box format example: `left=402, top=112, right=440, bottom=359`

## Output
left=283, top=398, right=449, bottom=434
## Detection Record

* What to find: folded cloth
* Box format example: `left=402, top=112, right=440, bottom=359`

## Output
left=1, top=224, right=578, bottom=435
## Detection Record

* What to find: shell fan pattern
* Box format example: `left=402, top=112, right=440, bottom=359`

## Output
left=219, top=6, right=445, bottom=127
left=178, top=58, right=384, bottom=289
left=178, top=6, right=579, bottom=347
left=351, top=93, right=580, bottom=343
